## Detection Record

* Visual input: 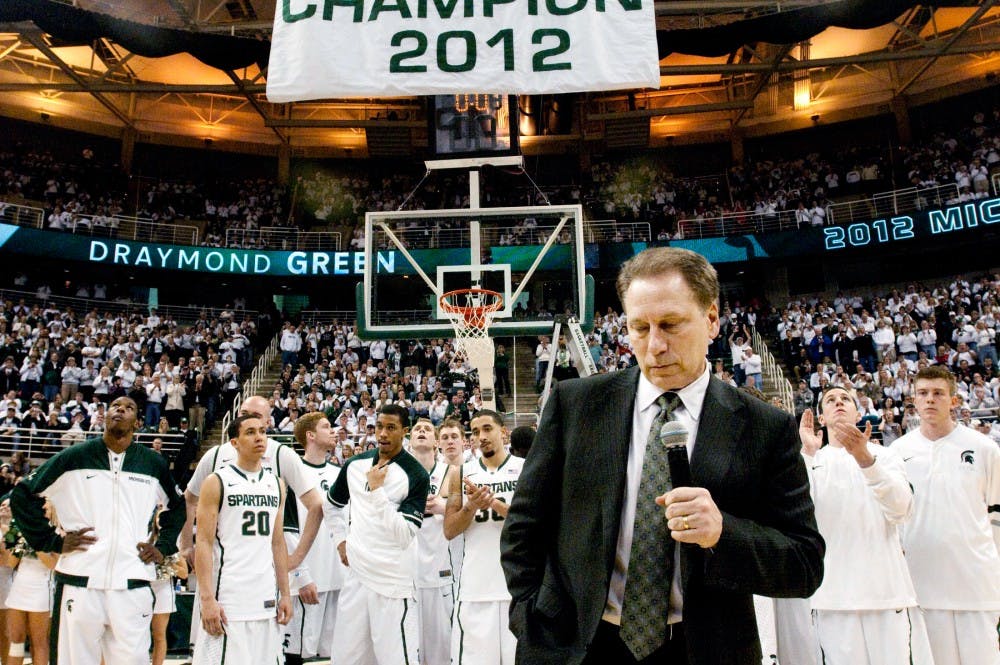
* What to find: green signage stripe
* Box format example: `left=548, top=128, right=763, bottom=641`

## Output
left=0, top=197, right=997, bottom=276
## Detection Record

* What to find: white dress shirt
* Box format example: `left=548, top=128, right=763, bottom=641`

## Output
left=604, top=365, right=710, bottom=626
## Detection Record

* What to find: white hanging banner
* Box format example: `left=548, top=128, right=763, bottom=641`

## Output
left=267, top=0, right=660, bottom=101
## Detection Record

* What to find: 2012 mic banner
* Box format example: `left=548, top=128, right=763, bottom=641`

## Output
left=266, top=0, right=660, bottom=100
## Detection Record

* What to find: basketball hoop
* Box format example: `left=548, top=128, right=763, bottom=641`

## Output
left=439, top=288, right=503, bottom=368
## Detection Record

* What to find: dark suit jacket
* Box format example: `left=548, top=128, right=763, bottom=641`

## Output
left=500, top=367, right=824, bottom=665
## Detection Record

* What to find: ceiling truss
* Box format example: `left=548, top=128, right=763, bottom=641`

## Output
left=0, top=3, right=996, bottom=149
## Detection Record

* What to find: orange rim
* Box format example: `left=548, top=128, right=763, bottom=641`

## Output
left=439, top=288, right=503, bottom=328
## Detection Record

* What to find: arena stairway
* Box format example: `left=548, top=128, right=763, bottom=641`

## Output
left=505, top=337, right=544, bottom=428
left=197, top=349, right=286, bottom=454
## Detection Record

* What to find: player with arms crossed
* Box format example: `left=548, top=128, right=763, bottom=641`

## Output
left=444, top=409, right=523, bottom=665
left=326, top=403, right=429, bottom=665
left=193, top=414, right=292, bottom=664
left=282, top=411, right=344, bottom=665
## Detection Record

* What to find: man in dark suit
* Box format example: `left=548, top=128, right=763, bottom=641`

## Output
left=500, top=247, right=824, bottom=665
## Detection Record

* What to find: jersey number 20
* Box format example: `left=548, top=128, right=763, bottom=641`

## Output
left=241, top=510, right=272, bottom=536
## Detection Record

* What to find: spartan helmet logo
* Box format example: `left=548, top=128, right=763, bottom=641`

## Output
left=66, top=599, right=74, bottom=613
left=961, top=450, right=975, bottom=465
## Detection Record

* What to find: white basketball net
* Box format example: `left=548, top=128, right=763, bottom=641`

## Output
left=439, top=290, right=502, bottom=372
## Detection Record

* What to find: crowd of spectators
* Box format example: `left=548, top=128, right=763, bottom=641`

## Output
left=266, top=320, right=502, bottom=455
left=901, top=108, right=1000, bottom=205
left=3, top=102, right=1000, bottom=254
left=773, top=273, right=1000, bottom=445
left=0, top=280, right=263, bottom=463
left=0, top=143, right=129, bottom=235
left=151, top=176, right=290, bottom=248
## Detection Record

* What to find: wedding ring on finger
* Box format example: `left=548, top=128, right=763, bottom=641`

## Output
left=682, top=515, right=691, bottom=530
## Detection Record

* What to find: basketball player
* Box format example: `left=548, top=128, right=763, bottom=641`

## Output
left=192, top=414, right=292, bottom=664
left=283, top=412, right=343, bottom=665
left=799, top=388, right=932, bottom=664
left=325, top=403, right=429, bottom=665
left=179, top=395, right=322, bottom=646
left=892, top=366, right=1000, bottom=665
left=444, top=409, right=523, bottom=665
left=411, top=417, right=456, bottom=665
left=10, top=396, right=185, bottom=665
left=180, top=395, right=322, bottom=570
left=437, top=417, right=468, bottom=588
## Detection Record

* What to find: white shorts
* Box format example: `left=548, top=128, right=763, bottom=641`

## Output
left=7, top=557, right=52, bottom=613
left=282, top=589, right=339, bottom=658
left=923, top=608, right=1000, bottom=665
left=419, top=585, right=454, bottom=665
left=152, top=579, right=176, bottom=615
left=451, top=599, right=516, bottom=665
left=52, top=577, right=155, bottom=665
left=814, top=607, right=934, bottom=665
left=0, top=565, right=14, bottom=610
left=193, top=617, right=282, bottom=665
left=332, top=571, right=418, bottom=665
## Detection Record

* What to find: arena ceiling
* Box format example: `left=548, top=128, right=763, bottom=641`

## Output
left=0, top=0, right=998, bottom=157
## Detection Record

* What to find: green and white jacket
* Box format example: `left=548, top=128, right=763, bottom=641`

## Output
left=11, top=436, right=184, bottom=589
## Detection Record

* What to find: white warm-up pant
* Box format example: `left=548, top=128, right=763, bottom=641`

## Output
left=419, top=585, right=454, bottom=665
left=451, top=599, right=516, bottom=665
left=52, top=576, right=155, bottom=665
left=922, top=608, right=1000, bottom=665
left=333, top=572, right=418, bottom=665
left=814, top=607, right=934, bottom=665
left=753, top=595, right=778, bottom=662
left=773, top=597, right=820, bottom=665
left=193, top=617, right=282, bottom=665
left=283, top=589, right=339, bottom=659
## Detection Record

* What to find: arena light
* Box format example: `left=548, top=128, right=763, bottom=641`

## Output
left=794, top=77, right=811, bottom=110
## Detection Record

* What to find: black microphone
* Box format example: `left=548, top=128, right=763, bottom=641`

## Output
left=660, top=420, right=692, bottom=488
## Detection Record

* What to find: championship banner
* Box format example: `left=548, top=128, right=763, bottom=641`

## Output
left=266, top=0, right=660, bottom=100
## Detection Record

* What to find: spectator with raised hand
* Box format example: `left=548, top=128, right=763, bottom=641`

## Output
left=429, top=391, right=448, bottom=426
left=729, top=327, right=750, bottom=386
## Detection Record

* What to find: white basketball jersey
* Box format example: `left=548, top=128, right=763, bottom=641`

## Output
left=211, top=464, right=282, bottom=621
left=416, top=461, right=454, bottom=589
left=300, top=459, right=344, bottom=592
left=457, top=454, right=523, bottom=601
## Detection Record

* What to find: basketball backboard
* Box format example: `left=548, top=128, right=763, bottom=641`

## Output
left=357, top=204, right=594, bottom=340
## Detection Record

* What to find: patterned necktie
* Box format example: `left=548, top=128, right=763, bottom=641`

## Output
left=620, top=391, right=682, bottom=661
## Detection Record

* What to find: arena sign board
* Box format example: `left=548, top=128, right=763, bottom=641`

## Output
left=0, top=197, right=997, bottom=277
left=266, top=0, right=659, bottom=100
